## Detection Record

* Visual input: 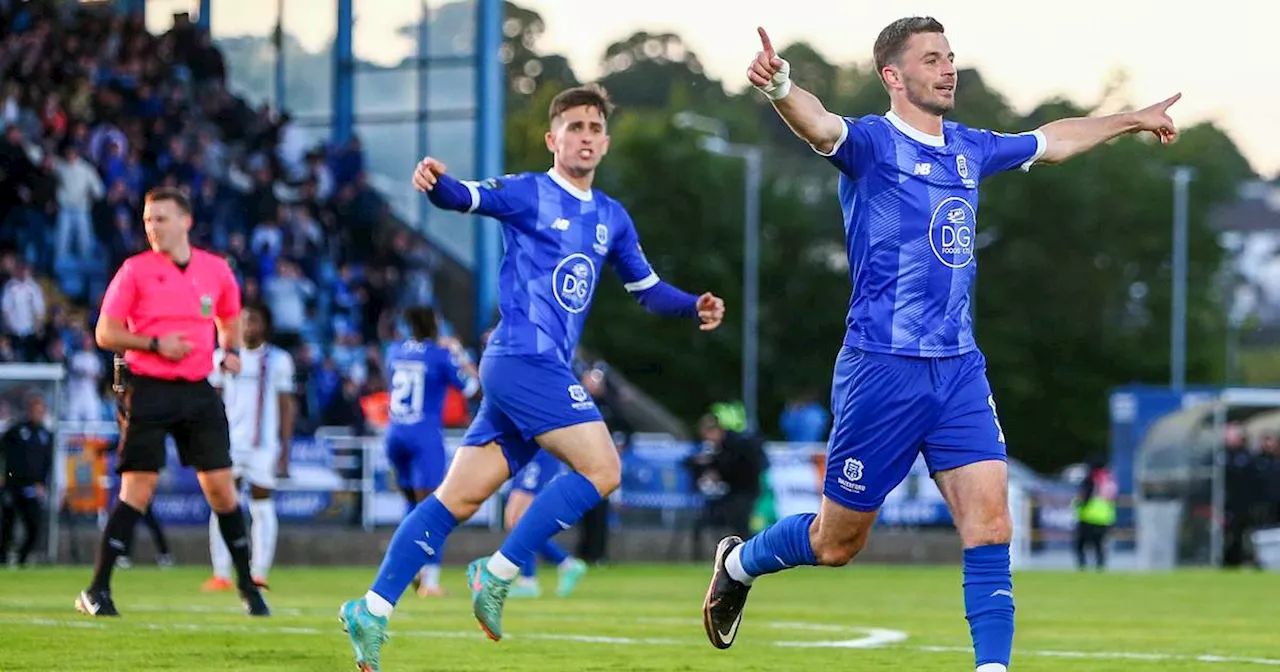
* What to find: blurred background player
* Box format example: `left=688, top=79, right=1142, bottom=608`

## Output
left=113, top=503, right=174, bottom=569
left=339, top=83, right=725, bottom=670
left=505, top=449, right=589, bottom=598
left=685, top=414, right=767, bottom=556
left=1074, top=453, right=1117, bottom=571
left=205, top=301, right=296, bottom=591
left=383, top=305, right=478, bottom=597
left=0, top=394, right=53, bottom=568
left=572, top=359, right=631, bottom=565
left=701, top=19, right=1180, bottom=672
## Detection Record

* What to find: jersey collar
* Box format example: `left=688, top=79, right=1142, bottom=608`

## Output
left=885, top=111, right=945, bottom=148
left=546, top=168, right=593, bottom=202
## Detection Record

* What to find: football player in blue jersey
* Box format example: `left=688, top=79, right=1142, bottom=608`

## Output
left=383, top=306, right=478, bottom=597
left=700, top=19, right=1180, bottom=672
left=340, top=83, right=725, bottom=669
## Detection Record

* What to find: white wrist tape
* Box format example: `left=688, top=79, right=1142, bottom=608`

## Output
left=755, top=58, right=792, bottom=101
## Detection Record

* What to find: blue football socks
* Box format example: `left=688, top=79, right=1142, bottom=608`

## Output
left=491, top=472, right=601, bottom=580
left=963, top=544, right=1015, bottom=669
left=540, top=539, right=570, bottom=566
left=729, top=513, right=818, bottom=583
left=368, top=496, right=457, bottom=609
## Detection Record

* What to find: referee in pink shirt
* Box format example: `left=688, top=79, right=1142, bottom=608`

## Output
left=75, top=187, right=269, bottom=618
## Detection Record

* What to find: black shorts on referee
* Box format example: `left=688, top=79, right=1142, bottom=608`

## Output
left=116, top=376, right=232, bottom=474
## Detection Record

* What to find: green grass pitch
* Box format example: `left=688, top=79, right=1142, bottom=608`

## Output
left=1, top=563, right=1277, bottom=670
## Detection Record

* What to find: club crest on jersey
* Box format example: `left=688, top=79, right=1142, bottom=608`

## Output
left=956, top=154, right=969, bottom=178
left=928, top=196, right=977, bottom=268
left=593, top=223, right=609, bottom=254
left=199, top=294, right=213, bottom=317
left=553, top=253, right=597, bottom=314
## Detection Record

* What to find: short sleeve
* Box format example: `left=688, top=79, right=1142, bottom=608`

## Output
left=215, top=259, right=242, bottom=319
left=460, top=174, right=537, bottom=221
left=100, top=260, right=137, bottom=322
left=606, top=207, right=659, bottom=293
left=812, top=117, right=877, bottom=179
left=273, top=351, right=296, bottom=394
left=977, top=129, right=1046, bottom=179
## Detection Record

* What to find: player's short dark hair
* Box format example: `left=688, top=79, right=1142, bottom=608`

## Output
left=405, top=306, right=438, bottom=342
left=548, top=83, right=614, bottom=125
left=243, top=300, right=274, bottom=335
left=874, top=16, right=946, bottom=76
left=144, top=186, right=192, bottom=215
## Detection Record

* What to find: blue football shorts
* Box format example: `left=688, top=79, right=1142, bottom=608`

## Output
left=824, top=345, right=1007, bottom=512
left=460, top=353, right=602, bottom=478
left=511, top=449, right=567, bottom=496
left=384, top=427, right=447, bottom=492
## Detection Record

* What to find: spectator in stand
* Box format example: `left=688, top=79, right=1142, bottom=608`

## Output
left=53, top=141, right=104, bottom=261
left=66, top=331, right=105, bottom=422
left=263, top=258, right=313, bottom=351
left=2, top=261, right=45, bottom=361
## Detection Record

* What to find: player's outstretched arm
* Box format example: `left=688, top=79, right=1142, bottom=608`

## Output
left=413, top=156, right=531, bottom=219
left=749, top=27, right=845, bottom=154
left=412, top=157, right=473, bottom=212
left=1036, top=93, right=1180, bottom=165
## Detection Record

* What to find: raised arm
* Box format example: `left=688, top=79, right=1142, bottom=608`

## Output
left=748, top=27, right=846, bottom=154
left=412, top=157, right=532, bottom=220
left=1036, top=93, right=1180, bottom=165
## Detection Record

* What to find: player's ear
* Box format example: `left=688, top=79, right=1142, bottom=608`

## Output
left=544, top=129, right=556, bottom=154
left=881, top=66, right=900, bottom=90
left=599, top=133, right=610, bottom=158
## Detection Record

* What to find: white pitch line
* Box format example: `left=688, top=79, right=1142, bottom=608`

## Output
left=909, top=645, right=1280, bottom=667
left=4, top=614, right=1280, bottom=666
left=632, top=617, right=907, bottom=649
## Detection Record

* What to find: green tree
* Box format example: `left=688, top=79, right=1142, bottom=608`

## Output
left=494, top=8, right=1256, bottom=469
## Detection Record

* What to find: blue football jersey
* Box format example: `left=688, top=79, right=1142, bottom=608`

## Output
left=460, top=170, right=661, bottom=363
left=385, top=340, right=470, bottom=430
left=820, top=112, right=1045, bottom=357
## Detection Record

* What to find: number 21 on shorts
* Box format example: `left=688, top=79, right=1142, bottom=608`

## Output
left=987, top=394, right=1006, bottom=444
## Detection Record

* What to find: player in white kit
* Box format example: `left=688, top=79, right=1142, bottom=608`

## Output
left=204, top=302, right=297, bottom=591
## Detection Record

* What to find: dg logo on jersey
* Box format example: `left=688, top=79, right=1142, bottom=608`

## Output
left=553, top=253, right=597, bottom=314
left=928, top=196, right=977, bottom=268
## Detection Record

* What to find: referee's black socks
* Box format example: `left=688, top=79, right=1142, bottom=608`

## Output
left=89, top=501, right=144, bottom=592
left=215, top=509, right=256, bottom=591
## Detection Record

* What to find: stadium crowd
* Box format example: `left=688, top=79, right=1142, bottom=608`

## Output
left=0, top=1, right=455, bottom=433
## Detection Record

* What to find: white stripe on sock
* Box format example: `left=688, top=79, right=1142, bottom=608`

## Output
left=486, top=552, right=521, bottom=581
left=976, top=664, right=1008, bottom=672
left=364, top=591, right=394, bottom=618
left=725, top=545, right=755, bottom=585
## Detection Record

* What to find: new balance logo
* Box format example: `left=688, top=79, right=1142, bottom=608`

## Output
left=556, top=519, right=572, bottom=530
left=913, top=163, right=932, bottom=176
left=990, top=589, right=1014, bottom=599
left=108, top=538, right=126, bottom=551
left=550, top=218, right=570, bottom=231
